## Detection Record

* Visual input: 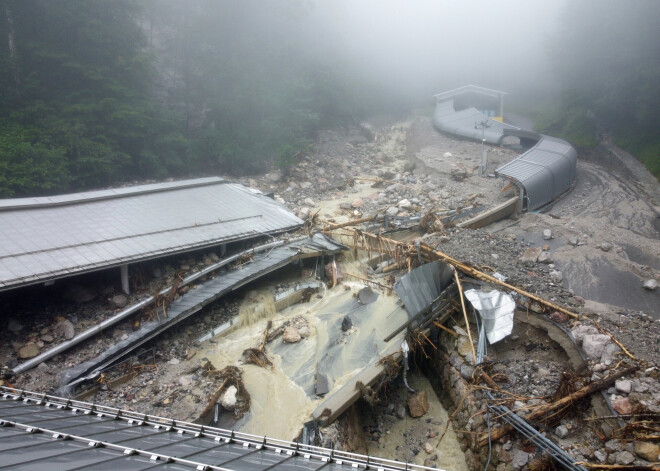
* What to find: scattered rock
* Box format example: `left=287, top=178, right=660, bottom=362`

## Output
left=571, top=325, right=599, bottom=343
left=594, top=450, right=607, bottom=462
left=386, top=206, right=399, bottom=216
left=41, top=334, right=54, bottom=343
left=600, top=242, right=613, bottom=252
left=543, top=229, right=552, bottom=240
left=460, top=364, right=475, bottom=380
left=634, top=441, right=660, bottom=462
left=341, top=316, right=352, bottom=332
left=408, top=391, right=429, bottom=418
left=520, top=247, right=542, bottom=264
left=167, top=358, right=180, bottom=365
left=221, top=386, right=238, bottom=411
left=643, top=279, right=657, bottom=291
left=186, top=349, right=196, bottom=360
left=582, top=334, right=611, bottom=359
left=615, top=379, right=632, bottom=394
left=537, top=251, right=553, bottom=264
left=283, top=326, right=301, bottom=343
left=511, top=449, right=529, bottom=468
left=549, top=311, right=568, bottom=323
left=615, top=451, right=635, bottom=465
left=398, top=199, right=412, bottom=209
left=555, top=425, right=569, bottom=438
left=549, top=269, right=563, bottom=283
left=396, top=405, right=406, bottom=420
left=18, top=343, right=40, bottom=359
left=110, top=293, right=128, bottom=308
left=424, top=442, right=434, bottom=454
left=351, top=199, right=364, bottom=208
left=53, top=320, right=75, bottom=340
left=612, top=397, right=633, bottom=415
left=298, top=325, right=311, bottom=338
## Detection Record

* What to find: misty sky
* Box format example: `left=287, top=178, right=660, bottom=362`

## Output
left=299, top=0, right=566, bottom=102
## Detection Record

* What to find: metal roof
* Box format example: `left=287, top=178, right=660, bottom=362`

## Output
left=432, top=84, right=507, bottom=102
left=431, top=95, right=577, bottom=212
left=0, top=178, right=303, bottom=292
left=56, top=234, right=346, bottom=393
left=496, top=135, right=577, bottom=211
left=0, top=387, right=441, bottom=471
left=432, top=100, right=518, bottom=144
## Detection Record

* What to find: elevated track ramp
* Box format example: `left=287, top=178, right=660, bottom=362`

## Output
left=432, top=96, right=577, bottom=211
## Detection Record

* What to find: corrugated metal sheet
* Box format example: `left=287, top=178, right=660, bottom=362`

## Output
left=0, top=178, right=303, bottom=291
left=57, top=234, right=345, bottom=393
left=496, top=136, right=577, bottom=210
left=432, top=100, right=519, bottom=144
left=0, top=387, right=441, bottom=471
left=394, top=261, right=454, bottom=319
left=432, top=84, right=506, bottom=102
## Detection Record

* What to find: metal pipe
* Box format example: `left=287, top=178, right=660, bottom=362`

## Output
left=12, top=238, right=291, bottom=375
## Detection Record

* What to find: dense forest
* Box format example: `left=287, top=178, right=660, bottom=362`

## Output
left=1, top=0, right=658, bottom=197
left=534, top=0, right=660, bottom=177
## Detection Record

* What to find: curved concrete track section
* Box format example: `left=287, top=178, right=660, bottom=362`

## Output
left=433, top=98, right=577, bottom=211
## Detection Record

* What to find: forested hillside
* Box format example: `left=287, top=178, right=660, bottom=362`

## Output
left=534, top=0, right=660, bottom=177
left=0, top=0, right=372, bottom=197
left=1, top=0, right=658, bottom=197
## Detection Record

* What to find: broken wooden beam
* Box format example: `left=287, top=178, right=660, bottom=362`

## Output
left=478, top=365, right=638, bottom=446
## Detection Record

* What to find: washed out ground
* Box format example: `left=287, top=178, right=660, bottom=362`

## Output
left=1, top=113, right=659, bottom=468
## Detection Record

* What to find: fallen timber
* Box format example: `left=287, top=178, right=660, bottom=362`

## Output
left=56, top=234, right=345, bottom=396
left=478, top=365, right=639, bottom=446
left=340, top=230, right=579, bottom=319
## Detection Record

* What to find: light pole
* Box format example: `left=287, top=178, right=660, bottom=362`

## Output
left=475, top=119, right=491, bottom=176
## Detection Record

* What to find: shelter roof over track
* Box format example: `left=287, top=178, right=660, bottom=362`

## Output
left=0, top=388, right=438, bottom=471
left=0, top=177, right=303, bottom=292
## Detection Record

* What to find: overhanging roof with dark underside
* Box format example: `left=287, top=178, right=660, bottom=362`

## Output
left=0, top=177, right=303, bottom=292
left=0, top=388, right=442, bottom=471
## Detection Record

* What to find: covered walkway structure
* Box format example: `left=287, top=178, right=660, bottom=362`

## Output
left=432, top=86, right=577, bottom=211
left=0, top=177, right=302, bottom=294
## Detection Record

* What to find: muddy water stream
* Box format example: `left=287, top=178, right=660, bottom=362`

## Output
left=192, top=252, right=466, bottom=467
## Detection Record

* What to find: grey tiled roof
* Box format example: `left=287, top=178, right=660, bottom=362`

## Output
left=0, top=178, right=303, bottom=291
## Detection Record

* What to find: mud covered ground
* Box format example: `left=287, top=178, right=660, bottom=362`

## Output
left=1, top=114, right=658, bottom=469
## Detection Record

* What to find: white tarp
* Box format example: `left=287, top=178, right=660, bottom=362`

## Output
left=464, top=289, right=515, bottom=344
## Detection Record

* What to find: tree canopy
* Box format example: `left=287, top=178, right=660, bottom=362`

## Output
left=535, top=0, right=660, bottom=177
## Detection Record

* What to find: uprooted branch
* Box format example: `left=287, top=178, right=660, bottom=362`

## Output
left=478, top=365, right=639, bottom=446
left=347, top=230, right=579, bottom=319
left=242, top=320, right=273, bottom=368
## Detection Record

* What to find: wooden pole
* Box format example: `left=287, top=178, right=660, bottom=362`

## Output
left=454, top=269, right=477, bottom=362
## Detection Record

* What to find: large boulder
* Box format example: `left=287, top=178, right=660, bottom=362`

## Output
left=221, top=386, right=238, bottom=411
left=582, top=334, right=611, bottom=359
left=634, top=441, right=660, bottom=462
left=283, top=326, right=301, bottom=343
left=54, top=319, right=75, bottom=340
left=18, top=343, right=40, bottom=359
left=408, top=391, right=429, bottom=418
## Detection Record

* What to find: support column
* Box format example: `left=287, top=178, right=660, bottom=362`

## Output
left=120, top=264, right=130, bottom=295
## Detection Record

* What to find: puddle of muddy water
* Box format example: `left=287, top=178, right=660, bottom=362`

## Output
left=201, top=271, right=408, bottom=441
left=362, top=372, right=469, bottom=471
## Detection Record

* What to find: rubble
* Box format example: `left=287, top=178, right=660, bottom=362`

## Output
left=1, top=117, right=658, bottom=471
